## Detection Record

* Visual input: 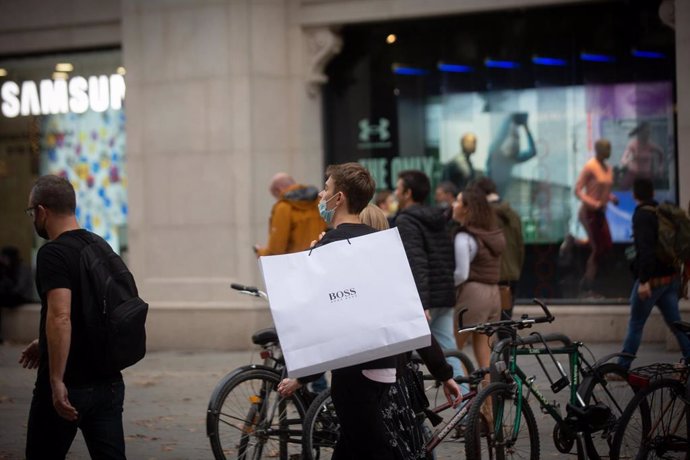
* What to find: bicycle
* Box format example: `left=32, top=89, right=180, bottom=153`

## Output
left=206, top=283, right=312, bottom=460
left=301, top=349, right=477, bottom=460
left=609, top=320, right=690, bottom=460
left=302, top=365, right=489, bottom=460
left=460, top=299, right=637, bottom=460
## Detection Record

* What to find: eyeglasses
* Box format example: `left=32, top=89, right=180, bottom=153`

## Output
left=25, top=206, right=37, bottom=218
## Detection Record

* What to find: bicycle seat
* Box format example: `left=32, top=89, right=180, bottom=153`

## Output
left=252, top=328, right=279, bottom=346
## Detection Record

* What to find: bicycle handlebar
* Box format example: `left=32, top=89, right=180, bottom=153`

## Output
left=458, top=298, right=555, bottom=336
left=230, top=283, right=268, bottom=300
left=231, top=283, right=258, bottom=293
left=531, top=298, right=555, bottom=323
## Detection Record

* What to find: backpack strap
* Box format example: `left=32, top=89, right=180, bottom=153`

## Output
left=52, top=232, right=89, bottom=253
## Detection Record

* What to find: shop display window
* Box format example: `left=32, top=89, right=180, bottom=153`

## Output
left=324, top=1, right=676, bottom=302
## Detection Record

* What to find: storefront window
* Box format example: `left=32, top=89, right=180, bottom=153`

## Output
left=324, top=1, right=676, bottom=302
left=0, top=49, right=126, bottom=286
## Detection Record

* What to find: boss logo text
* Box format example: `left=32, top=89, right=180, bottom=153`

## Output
left=328, top=289, right=357, bottom=302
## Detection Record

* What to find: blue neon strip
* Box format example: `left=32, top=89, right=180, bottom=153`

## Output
left=393, top=66, right=429, bottom=76
left=532, top=57, right=568, bottom=67
left=632, top=49, right=665, bottom=59
left=485, top=59, right=520, bottom=69
left=580, top=52, right=615, bottom=63
left=438, top=63, right=473, bottom=73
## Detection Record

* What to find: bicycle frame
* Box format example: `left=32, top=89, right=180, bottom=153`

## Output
left=506, top=342, right=586, bottom=437
left=424, top=388, right=479, bottom=452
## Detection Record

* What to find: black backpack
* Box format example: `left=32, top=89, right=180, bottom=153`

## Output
left=62, top=232, right=148, bottom=372
left=650, top=203, right=690, bottom=267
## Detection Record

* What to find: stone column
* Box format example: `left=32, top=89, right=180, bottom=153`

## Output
left=122, top=0, right=340, bottom=349
left=668, top=0, right=690, bottom=351
left=119, top=0, right=273, bottom=348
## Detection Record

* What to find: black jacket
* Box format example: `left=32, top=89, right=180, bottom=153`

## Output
left=394, top=204, right=456, bottom=309
left=632, top=200, right=677, bottom=283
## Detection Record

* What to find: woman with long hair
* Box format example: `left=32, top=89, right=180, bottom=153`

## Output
left=452, top=188, right=506, bottom=370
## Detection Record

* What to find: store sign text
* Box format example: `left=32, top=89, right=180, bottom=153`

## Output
left=360, top=156, right=438, bottom=190
left=1, top=74, right=126, bottom=118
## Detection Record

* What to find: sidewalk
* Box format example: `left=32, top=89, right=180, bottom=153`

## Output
left=0, top=341, right=683, bottom=460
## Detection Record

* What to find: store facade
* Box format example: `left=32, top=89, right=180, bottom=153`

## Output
left=322, top=1, right=679, bottom=301
left=1, top=0, right=688, bottom=348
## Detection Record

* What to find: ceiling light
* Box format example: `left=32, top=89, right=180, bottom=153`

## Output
left=55, top=63, right=74, bottom=72
left=580, top=52, right=615, bottom=63
left=438, top=63, right=473, bottom=73
left=116, top=66, right=126, bottom=75
left=386, top=34, right=397, bottom=44
left=532, top=56, right=568, bottom=67
left=485, top=59, right=520, bottom=69
left=392, top=65, right=429, bottom=76
left=632, top=49, right=665, bottom=59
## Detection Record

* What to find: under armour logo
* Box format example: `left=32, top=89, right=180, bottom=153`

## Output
left=359, top=118, right=390, bottom=142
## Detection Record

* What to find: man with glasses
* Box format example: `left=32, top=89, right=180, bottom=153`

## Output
left=19, top=175, right=127, bottom=459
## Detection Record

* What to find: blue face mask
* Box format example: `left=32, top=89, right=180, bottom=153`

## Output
left=318, top=193, right=339, bottom=224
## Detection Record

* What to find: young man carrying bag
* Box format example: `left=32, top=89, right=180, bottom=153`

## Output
left=270, top=163, right=460, bottom=459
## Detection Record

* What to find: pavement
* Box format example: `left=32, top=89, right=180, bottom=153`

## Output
left=0, top=340, right=683, bottom=460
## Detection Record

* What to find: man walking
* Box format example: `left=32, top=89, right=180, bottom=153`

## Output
left=394, top=170, right=462, bottom=378
left=617, top=177, right=690, bottom=369
left=254, top=172, right=326, bottom=256
left=19, top=175, right=127, bottom=459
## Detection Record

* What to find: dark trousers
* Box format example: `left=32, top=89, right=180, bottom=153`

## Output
left=26, top=380, right=126, bottom=460
left=330, top=369, right=396, bottom=460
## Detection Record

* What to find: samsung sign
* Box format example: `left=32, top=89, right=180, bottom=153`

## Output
left=1, top=74, right=125, bottom=118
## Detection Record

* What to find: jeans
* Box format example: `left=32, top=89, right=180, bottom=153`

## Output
left=26, top=380, right=126, bottom=460
left=309, top=374, right=329, bottom=393
left=618, top=278, right=690, bottom=370
left=428, top=308, right=465, bottom=383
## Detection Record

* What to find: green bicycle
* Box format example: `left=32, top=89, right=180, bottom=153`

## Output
left=460, top=299, right=637, bottom=460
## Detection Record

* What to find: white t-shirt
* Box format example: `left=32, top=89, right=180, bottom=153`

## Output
left=361, top=368, right=397, bottom=383
left=454, top=232, right=478, bottom=286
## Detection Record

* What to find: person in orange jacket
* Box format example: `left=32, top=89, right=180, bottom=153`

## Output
left=254, top=172, right=326, bottom=256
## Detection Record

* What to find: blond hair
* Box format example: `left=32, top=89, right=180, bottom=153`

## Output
left=359, top=203, right=390, bottom=231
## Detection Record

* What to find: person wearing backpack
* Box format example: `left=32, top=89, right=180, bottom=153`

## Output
left=19, top=175, right=131, bottom=459
left=617, top=177, right=690, bottom=370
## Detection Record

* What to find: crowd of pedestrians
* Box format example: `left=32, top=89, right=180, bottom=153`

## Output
left=7, top=134, right=690, bottom=458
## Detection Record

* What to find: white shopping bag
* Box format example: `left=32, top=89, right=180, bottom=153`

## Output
left=259, top=227, right=430, bottom=378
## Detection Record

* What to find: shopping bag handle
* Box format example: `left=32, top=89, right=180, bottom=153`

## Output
left=308, top=238, right=351, bottom=256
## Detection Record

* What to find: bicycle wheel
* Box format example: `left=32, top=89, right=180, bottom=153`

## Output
left=464, top=382, right=540, bottom=460
left=302, top=389, right=339, bottom=460
left=207, top=367, right=308, bottom=460
left=579, top=362, right=637, bottom=459
left=610, top=378, right=689, bottom=460
left=444, top=349, right=476, bottom=375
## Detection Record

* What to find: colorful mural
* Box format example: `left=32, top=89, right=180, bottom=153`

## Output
left=40, top=109, right=127, bottom=252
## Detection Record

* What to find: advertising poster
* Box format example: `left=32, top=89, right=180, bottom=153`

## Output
left=40, top=109, right=128, bottom=252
